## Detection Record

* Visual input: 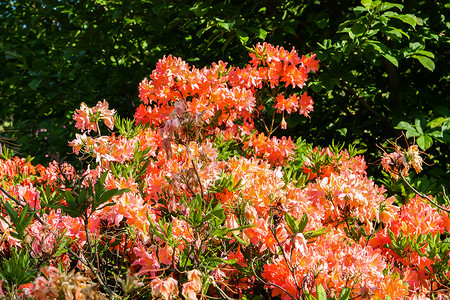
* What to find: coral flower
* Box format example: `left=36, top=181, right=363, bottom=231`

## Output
left=150, top=277, right=179, bottom=300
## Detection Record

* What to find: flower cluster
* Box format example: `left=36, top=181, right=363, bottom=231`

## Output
left=0, top=44, right=448, bottom=300
left=30, top=266, right=97, bottom=300
left=369, top=195, right=450, bottom=293
left=135, top=42, right=319, bottom=166
left=73, top=100, right=116, bottom=133
left=381, top=143, right=423, bottom=179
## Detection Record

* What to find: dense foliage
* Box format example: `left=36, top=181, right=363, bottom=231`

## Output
left=1, top=0, right=450, bottom=298
left=0, top=42, right=449, bottom=300
left=1, top=1, right=449, bottom=189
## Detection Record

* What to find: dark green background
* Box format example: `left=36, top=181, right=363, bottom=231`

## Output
left=1, top=0, right=449, bottom=195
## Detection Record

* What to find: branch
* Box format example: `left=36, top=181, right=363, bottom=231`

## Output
left=191, top=159, right=204, bottom=199
left=210, top=280, right=238, bottom=300
left=68, top=248, right=117, bottom=298
left=400, top=173, right=450, bottom=214
left=250, top=259, right=298, bottom=300
left=339, top=80, right=390, bottom=125
left=269, top=221, right=302, bottom=296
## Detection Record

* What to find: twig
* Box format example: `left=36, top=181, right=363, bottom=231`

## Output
left=339, top=80, right=391, bottom=128
left=400, top=173, right=450, bottom=214
left=191, top=159, right=204, bottom=198
left=250, top=259, right=298, bottom=300
left=442, top=185, right=449, bottom=203
left=269, top=221, right=302, bottom=296
left=269, top=107, right=276, bottom=136
left=210, top=280, right=238, bottom=300
left=68, top=248, right=117, bottom=298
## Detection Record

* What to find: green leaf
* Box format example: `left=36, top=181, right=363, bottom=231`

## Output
left=202, top=202, right=226, bottom=223
left=417, top=134, right=433, bottom=150
left=29, top=79, right=42, bottom=90
left=361, top=0, right=372, bottom=10
left=349, top=23, right=366, bottom=39
left=395, top=121, right=419, bottom=136
left=257, top=28, right=267, bottom=40
left=428, top=130, right=442, bottom=139
left=95, top=172, right=109, bottom=195
left=18, top=205, right=33, bottom=228
left=387, top=228, right=396, bottom=241
left=95, top=188, right=119, bottom=208
left=428, top=117, right=450, bottom=128
left=304, top=227, right=327, bottom=240
left=330, top=52, right=342, bottom=63
left=285, top=213, right=299, bottom=234
left=4, top=50, right=20, bottom=60
left=383, top=27, right=409, bottom=40
left=365, top=41, right=398, bottom=66
left=2, top=203, right=34, bottom=240
left=223, top=258, right=238, bottom=266
left=379, top=3, right=404, bottom=11
left=413, top=55, right=435, bottom=71
left=339, top=287, right=351, bottom=300
left=337, top=128, right=348, bottom=136
left=246, top=26, right=267, bottom=40
left=0, top=248, right=36, bottom=286
left=310, top=82, right=324, bottom=93
left=77, top=189, right=88, bottom=206
left=210, top=202, right=225, bottom=221
left=218, top=20, right=235, bottom=31
left=3, top=202, right=19, bottom=223
left=298, top=213, right=308, bottom=233
left=64, top=190, right=76, bottom=205
left=413, top=50, right=435, bottom=59
left=283, top=25, right=296, bottom=35
left=391, top=14, right=422, bottom=29
left=235, top=28, right=249, bottom=44
left=381, top=53, right=398, bottom=67
left=228, top=224, right=255, bottom=232
left=414, top=118, right=424, bottom=135
left=232, top=231, right=249, bottom=245
left=316, top=284, right=327, bottom=300
left=96, top=202, right=117, bottom=211
left=53, top=238, right=71, bottom=257
left=212, top=227, right=229, bottom=237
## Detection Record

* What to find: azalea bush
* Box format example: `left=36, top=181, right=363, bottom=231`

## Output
left=0, top=43, right=449, bottom=300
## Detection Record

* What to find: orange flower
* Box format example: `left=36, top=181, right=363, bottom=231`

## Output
left=301, top=53, right=320, bottom=73
left=245, top=133, right=295, bottom=166
left=274, top=93, right=299, bottom=114
left=299, top=92, right=314, bottom=117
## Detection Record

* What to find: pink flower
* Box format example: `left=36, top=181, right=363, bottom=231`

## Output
left=381, top=151, right=407, bottom=179
left=0, top=280, right=5, bottom=296
left=73, top=100, right=116, bottom=133
left=150, top=277, right=179, bottom=300
left=182, top=270, right=203, bottom=300
left=407, top=145, right=423, bottom=173
left=73, top=102, right=95, bottom=132
left=132, top=242, right=161, bottom=277
left=95, top=100, right=116, bottom=130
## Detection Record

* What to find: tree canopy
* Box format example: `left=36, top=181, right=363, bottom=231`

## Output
left=1, top=0, right=449, bottom=192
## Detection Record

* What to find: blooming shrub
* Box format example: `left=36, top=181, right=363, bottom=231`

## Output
left=0, top=43, right=449, bottom=299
